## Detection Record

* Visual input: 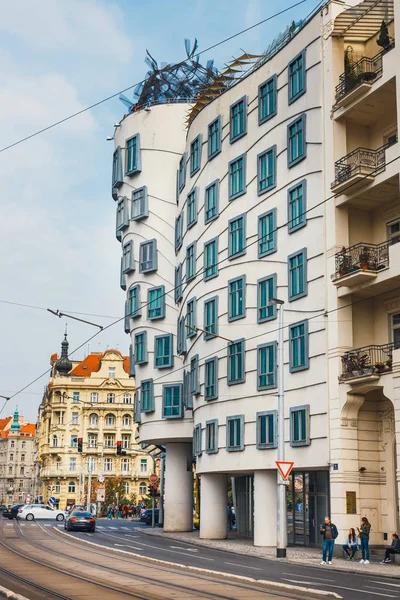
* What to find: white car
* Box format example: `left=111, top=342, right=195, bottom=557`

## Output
left=17, top=504, right=65, bottom=521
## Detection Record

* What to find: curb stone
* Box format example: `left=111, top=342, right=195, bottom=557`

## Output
left=0, top=586, right=30, bottom=600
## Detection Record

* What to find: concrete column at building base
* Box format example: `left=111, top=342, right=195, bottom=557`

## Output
left=254, top=470, right=277, bottom=547
left=164, top=442, right=193, bottom=532
left=199, top=473, right=228, bottom=539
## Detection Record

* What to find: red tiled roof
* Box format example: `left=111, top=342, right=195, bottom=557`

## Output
left=69, top=350, right=129, bottom=377
left=0, top=418, right=35, bottom=438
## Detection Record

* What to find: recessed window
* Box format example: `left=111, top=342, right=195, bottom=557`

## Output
left=204, top=357, right=218, bottom=400
left=178, top=153, right=187, bottom=192
left=108, top=367, right=116, bottom=379
left=186, top=298, right=197, bottom=338
left=190, top=354, right=200, bottom=396
left=258, top=209, right=276, bottom=258
left=187, top=188, right=198, bottom=229
left=256, top=411, right=277, bottom=449
left=226, top=415, right=244, bottom=451
left=208, top=116, right=222, bottom=160
left=174, top=264, right=183, bottom=303
left=287, top=114, right=306, bottom=167
left=290, top=405, right=310, bottom=446
left=288, top=50, right=306, bottom=104
left=204, top=238, right=218, bottom=280
left=193, top=424, right=202, bottom=457
left=73, top=392, right=80, bottom=403
left=204, top=181, right=219, bottom=224
left=177, top=317, right=187, bottom=356
left=257, top=146, right=276, bottom=195
left=128, top=285, right=141, bottom=319
left=141, top=379, right=154, bottom=412
left=126, top=134, right=141, bottom=175
left=190, top=135, right=202, bottom=176
left=257, top=274, right=277, bottom=323
left=71, top=435, right=78, bottom=447
left=155, top=334, right=173, bottom=368
left=258, top=76, right=277, bottom=124
left=134, top=391, right=141, bottom=423
left=147, top=285, right=165, bottom=320
left=257, top=342, right=277, bottom=390
left=288, top=249, right=307, bottom=301
left=388, top=219, right=400, bottom=245
left=122, top=241, right=134, bottom=274
left=288, top=180, right=307, bottom=232
left=227, top=339, right=245, bottom=385
left=112, top=146, right=123, bottom=188
left=228, top=154, right=246, bottom=200
left=71, top=412, right=79, bottom=425
left=186, top=242, right=196, bottom=282
left=134, top=332, right=148, bottom=365
left=107, top=393, right=115, bottom=404
left=131, top=186, right=148, bottom=221
left=139, top=239, right=157, bottom=273
left=230, top=96, right=247, bottom=143
left=204, top=296, right=218, bottom=340
left=228, top=275, right=246, bottom=322
left=129, top=344, right=135, bottom=378
left=228, top=214, right=246, bottom=259
left=183, top=369, right=191, bottom=409
left=116, top=197, right=129, bottom=238
left=175, top=213, right=183, bottom=251
left=289, top=320, right=309, bottom=372
left=162, top=384, right=183, bottom=419
left=206, top=419, right=218, bottom=454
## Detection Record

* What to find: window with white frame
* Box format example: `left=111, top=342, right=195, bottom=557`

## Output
left=392, top=313, right=400, bottom=349
left=123, top=394, right=132, bottom=404
left=70, top=458, right=76, bottom=472
left=105, top=414, right=115, bottom=426
left=68, top=481, right=75, bottom=493
left=139, top=239, right=157, bottom=273
left=121, top=458, right=130, bottom=473
left=122, top=434, right=130, bottom=449
left=89, top=413, right=98, bottom=427
left=88, top=457, right=96, bottom=472
left=71, top=412, right=79, bottom=425
left=108, top=367, right=116, bottom=379
left=123, top=414, right=131, bottom=427
left=73, top=392, right=80, bottom=403
left=105, top=434, right=115, bottom=448
left=88, top=434, right=97, bottom=448
left=107, top=393, right=115, bottom=404
left=139, top=482, right=147, bottom=495
left=140, top=459, right=147, bottom=473
left=123, top=482, right=129, bottom=495
left=90, top=392, right=98, bottom=403
left=104, top=458, right=112, bottom=472
left=131, top=186, right=148, bottom=220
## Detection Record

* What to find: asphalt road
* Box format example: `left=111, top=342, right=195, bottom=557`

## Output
left=60, top=519, right=400, bottom=600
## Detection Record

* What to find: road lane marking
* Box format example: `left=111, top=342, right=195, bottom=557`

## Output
left=282, top=572, right=334, bottom=582
left=97, top=526, right=105, bottom=529
left=225, top=562, right=263, bottom=571
left=369, top=581, right=400, bottom=588
left=365, top=585, right=399, bottom=594
left=124, top=535, right=139, bottom=538
left=107, top=526, right=117, bottom=529
left=115, top=543, right=143, bottom=551
left=283, top=579, right=396, bottom=597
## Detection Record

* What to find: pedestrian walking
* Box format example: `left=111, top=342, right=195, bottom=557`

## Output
left=342, top=528, right=359, bottom=560
left=320, top=516, right=339, bottom=565
left=357, top=517, right=371, bottom=564
left=380, top=533, right=400, bottom=564
left=107, top=504, right=113, bottom=520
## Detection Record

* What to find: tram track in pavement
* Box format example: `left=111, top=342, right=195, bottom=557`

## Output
left=12, top=519, right=320, bottom=600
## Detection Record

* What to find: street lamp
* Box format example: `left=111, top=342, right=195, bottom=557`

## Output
left=269, top=297, right=287, bottom=558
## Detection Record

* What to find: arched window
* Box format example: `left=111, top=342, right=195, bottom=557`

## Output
left=68, top=481, right=75, bottom=493
left=52, top=435, right=58, bottom=447
left=139, top=482, right=147, bottom=495
left=89, top=413, right=98, bottom=426
left=123, top=414, right=131, bottom=427
left=105, top=414, right=115, bottom=426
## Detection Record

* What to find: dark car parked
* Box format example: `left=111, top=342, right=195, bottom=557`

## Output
left=65, top=510, right=96, bottom=532
left=139, top=509, right=159, bottom=526
left=3, top=504, right=24, bottom=519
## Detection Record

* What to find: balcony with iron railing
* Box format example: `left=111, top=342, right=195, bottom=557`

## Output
left=335, top=43, right=395, bottom=108
left=340, top=343, right=395, bottom=382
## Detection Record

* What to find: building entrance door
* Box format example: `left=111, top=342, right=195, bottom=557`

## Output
left=287, top=471, right=329, bottom=546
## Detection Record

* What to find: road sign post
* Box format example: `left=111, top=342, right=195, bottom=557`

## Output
left=149, top=473, right=159, bottom=484
left=275, top=461, right=294, bottom=481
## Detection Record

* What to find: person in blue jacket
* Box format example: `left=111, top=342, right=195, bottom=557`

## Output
left=320, top=516, right=339, bottom=565
left=342, top=528, right=359, bottom=560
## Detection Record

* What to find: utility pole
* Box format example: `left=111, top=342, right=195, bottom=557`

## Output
left=159, top=453, right=165, bottom=528
left=86, top=470, right=92, bottom=513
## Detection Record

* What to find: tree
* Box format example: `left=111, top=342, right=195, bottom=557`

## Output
left=104, top=477, right=126, bottom=506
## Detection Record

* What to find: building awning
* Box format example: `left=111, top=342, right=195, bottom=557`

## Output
left=331, top=0, right=394, bottom=41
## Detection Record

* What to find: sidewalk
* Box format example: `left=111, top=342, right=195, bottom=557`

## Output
left=140, top=528, right=400, bottom=578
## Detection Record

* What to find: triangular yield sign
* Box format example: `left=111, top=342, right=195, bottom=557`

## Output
left=275, top=461, right=294, bottom=480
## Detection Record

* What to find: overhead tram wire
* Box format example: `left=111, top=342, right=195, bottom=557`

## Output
left=4, top=153, right=400, bottom=408
left=0, top=0, right=310, bottom=155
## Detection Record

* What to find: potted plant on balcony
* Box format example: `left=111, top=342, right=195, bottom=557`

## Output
left=385, top=358, right=393, bottom=371
left=359, top=246, right=371, bottom=270
left=338, top=247, right=352, bottom=277
left=375, top=361, right=385, bottom=374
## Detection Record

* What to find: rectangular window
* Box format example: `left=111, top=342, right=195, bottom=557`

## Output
left=90, top=392, right=98, bottom=403
left=141, top=379, right=154, bottom=412
left=205, top=357, right=218, bottom=400
left=70, top=458, right=77, bottom=472
left=227, top=339, right=245, bottom=385
left=134, top=332, right=147, bottom=365
left=178, top=153, right=187, bottom=192
left=186, top=242, right=196, bottom=282
left=288, top=248, right=307, bottom=301
left=122, top=434, right=130, bottom=449
left=126, top=134, right=141, bottom=175
left=226, top=415, right=244, bottom=451
left=208, top=116, right=222, bottom=160
left=129, top=344, right=135, bottom=378
left=230, top=96, right=247, bottom=143
left=128, top=284, right=141, bottom=318
left=289, top=320, right=309, bottom=372
left=228, top=275, right=246, bottom=322
left=71, top=412, right=78, bottom=425
left=174, top=264, right=183, bottom=303
left=183, top=369, right=191, bottom=409
left=204, top=181, right=219, bottom=224
left=257, top=146, right=276, bottom=195
left=256, top=411, right=277, bottom=449
left=187, top=188, right=198, bottom=229
left=258, top=75, right=277, bottom=124
left=104, top=458, right=112, bottom=472
left=147, top=285, right=165, bottom=320
left=73, top=392, right=80, bottom=403
left=116, top=197, right=129, bottom=237
left=257, top=274, right=277, bottom=323
left=112, top=146, right=123, bottom=188
left=162, top=384, right=183, bottom=418
left=177, top=317, right=187, bottom=355
left=206, top=419, right=218, bottom=454
left=228, top=214, right=246, bottom=259
left=288, top=50, right=306, bottom=104
left=204, top=296, right=218, bottom=340
left=228, top=154, right=246, bottom=200
left=257, top=342, right=277, bottom=390
left=290, top=405, right=310, bottom=446
left=131, top=186, right=148, bottom=221
left=108, top=367, right=116, bottom=379
left=186, top=298, right=197, bottom=338
left=122, top=240, right=134, bottom=274
left=190, top=134, right=202, bottom=176
left=258, top=209, right=276, bottom=257
left=288, top=180, right=307, bottom=232
left=287, top=114, right=306, bottom=167
left=71, top=435, right=78, bottom=447
left=193, top=424, right=202, bottom=457
left=139, top=239, right=157, bottom=273
left=190, top=354, right=200, bottom=396
left=175, top=213, right=183, bottom=251
left=155, top=334, right=173, bottom=368
left=204, top=238, right=218, bottom=280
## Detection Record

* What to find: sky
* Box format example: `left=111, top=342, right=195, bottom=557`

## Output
left=0, top=0, right=320, bottom=422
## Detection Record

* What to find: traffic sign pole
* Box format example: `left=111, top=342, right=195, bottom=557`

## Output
left=275, top=301, right=287, bottom=558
